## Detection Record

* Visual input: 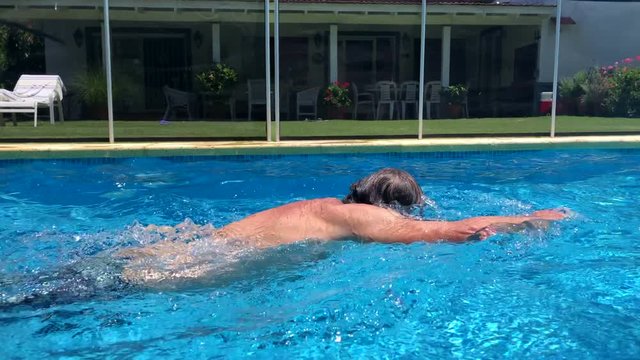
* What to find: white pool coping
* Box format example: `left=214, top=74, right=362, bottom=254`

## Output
left=1, top=135, right=640, bottom=159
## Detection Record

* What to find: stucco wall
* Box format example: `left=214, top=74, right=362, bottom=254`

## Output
left=539, top=1, right=640, bottom=82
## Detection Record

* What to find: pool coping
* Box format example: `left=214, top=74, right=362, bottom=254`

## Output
left=1, top=135, right=640, bottom=159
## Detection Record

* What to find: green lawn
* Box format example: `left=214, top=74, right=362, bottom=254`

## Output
left=1, top=116, right=640, bottom=140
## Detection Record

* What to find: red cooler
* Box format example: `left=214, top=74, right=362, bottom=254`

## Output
left=539, top=92, right=553, bottom=115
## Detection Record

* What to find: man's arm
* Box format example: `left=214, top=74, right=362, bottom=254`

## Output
left=335, top=204, right=566, bottom=244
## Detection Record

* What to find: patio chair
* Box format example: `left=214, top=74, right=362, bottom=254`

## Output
left=425, top=81, right=442, bottom=119
left=351, top=83, right=375, bottom=119
left=375, top=81, right=398, bottom=120
left=0, top=74, right=65, bottom=127
left=295, top=86, right=320, bottom=120
left=162, top=85, right=197, bottom=121
left=399, top=81, right=419, bottom=119
left=247, top=79, right=267, bottom=120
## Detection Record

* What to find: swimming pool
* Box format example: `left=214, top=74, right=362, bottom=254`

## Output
left=0, top=149, right=638, bottom=358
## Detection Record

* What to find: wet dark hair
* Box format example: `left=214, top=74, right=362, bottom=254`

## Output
left=342, top=168, right=424, bottom=207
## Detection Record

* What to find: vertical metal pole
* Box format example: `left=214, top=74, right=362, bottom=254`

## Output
left=103, top=0, right=114, bottom=143
left=265, top=0, right=272, bottom=141
left=418, top=0, right=426, bottom=139
left=550, top=0, right=562, bottom=137
left=274, top=0, right=280, bottom=141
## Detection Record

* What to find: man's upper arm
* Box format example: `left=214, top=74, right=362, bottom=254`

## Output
left=331, top=204, right=448, bottom=243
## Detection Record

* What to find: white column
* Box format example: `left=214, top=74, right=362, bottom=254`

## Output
left=100, top=22, right=106, bottom=71
left=441, top=26, right=451, bottom=87
left=211, top=23, right=221, bottom=63
left=329, top=25, right=338, bottom=82
left=537, top=19, right=553, bottom=83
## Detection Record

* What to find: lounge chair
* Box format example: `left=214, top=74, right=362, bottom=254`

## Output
left=0, top=74, right=65, bottom=127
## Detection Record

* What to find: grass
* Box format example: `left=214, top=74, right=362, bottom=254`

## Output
left=2, top=116, right=640, bottom=140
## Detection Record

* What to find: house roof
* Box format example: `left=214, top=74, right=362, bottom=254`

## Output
left=281, top=0, right=555, bottom=5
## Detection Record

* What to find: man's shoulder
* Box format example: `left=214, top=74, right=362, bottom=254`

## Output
left=302, top=197, right=344, bottom=207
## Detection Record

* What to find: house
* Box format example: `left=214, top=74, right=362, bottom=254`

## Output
left=0, top=0, right=635, bottom=120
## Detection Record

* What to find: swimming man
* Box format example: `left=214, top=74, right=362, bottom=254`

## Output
left=118, top=168, right=566, bottom=284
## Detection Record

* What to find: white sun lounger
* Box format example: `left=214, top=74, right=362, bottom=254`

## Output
left=0, top=74, right=66, bottom=127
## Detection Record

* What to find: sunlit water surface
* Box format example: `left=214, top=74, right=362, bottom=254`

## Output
left=0, top=150, right=639, bottom=358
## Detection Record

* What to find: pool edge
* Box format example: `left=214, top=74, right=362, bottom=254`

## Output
left=1, top=135, right=640, bottom=159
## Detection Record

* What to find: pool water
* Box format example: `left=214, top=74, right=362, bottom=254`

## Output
left=0, top=150, right=639, bottom=358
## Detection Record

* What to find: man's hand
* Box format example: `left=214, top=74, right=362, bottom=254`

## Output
left=464, top=208, right=569, bottom=241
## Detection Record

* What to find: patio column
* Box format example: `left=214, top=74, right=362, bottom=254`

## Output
left=537, top=19, right=554, bottom=83
left=211, top=23, right=221, bottom=63
left=441, top=26, right=451, bottom=87
left=330, top=25, right=338, bottom=82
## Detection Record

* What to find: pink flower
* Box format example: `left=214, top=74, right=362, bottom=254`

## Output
left=607, top=65, right=614, bottom=70
left=624, top=57, right=633, bottom=64
left=636, top=55, right=640, bottom=61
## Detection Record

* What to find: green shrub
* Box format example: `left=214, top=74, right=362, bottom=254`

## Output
left=579, top=68, right=610, bottom=116
left=559, top=71, right=586, bottom=99
left=558, top=71, right=587, bottom=115
left=604, top=67, right=640, bottom=117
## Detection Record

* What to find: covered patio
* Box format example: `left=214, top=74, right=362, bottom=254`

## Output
left=1, top=0, right=558, bottom=139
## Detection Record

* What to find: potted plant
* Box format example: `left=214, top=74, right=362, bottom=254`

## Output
left=196, top=63, right=238, bottom=96
left=196, top=63, right=238, bottom=119
left=323, top=81, right=352, bottom=119
left=440, top=84, right=468, bottom=118
left=72, top=69, right=132, bottom=119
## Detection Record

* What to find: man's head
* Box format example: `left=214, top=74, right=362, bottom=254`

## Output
left=342, top=168, right=424, bottom=208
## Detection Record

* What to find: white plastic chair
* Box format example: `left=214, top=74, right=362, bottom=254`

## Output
left=399, top=81, right=419, bottom=119
left=425, top=81, right=442, bottom=119
left=247, top=79, right=267, bottom=120
left=375, top=81, right=397, bottom=120
left=351, top=83, right=375, bottom=120
left=295, top=87, right=320, bottom=120
left=0, top=74, right=65, bottom=127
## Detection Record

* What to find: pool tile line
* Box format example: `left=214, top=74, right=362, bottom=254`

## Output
left=1, top=135, right=640, bottom=160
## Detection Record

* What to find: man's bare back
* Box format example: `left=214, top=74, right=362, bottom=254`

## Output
left=218, top=198, right=565, bottom=246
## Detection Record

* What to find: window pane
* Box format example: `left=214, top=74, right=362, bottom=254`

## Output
left=279, top=10, right=421, bottom=139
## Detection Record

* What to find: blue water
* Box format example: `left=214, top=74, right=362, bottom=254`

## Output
left=0, top=150, right=639, bottom=358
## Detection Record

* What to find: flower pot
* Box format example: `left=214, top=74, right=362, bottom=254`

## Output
left=86, top=104, right=108, bottom=120
left=446, top=103, right=463, bottom=119
left=558, top=98, right=577, bottom=115
left=327, top=107, right=348, bottom=120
